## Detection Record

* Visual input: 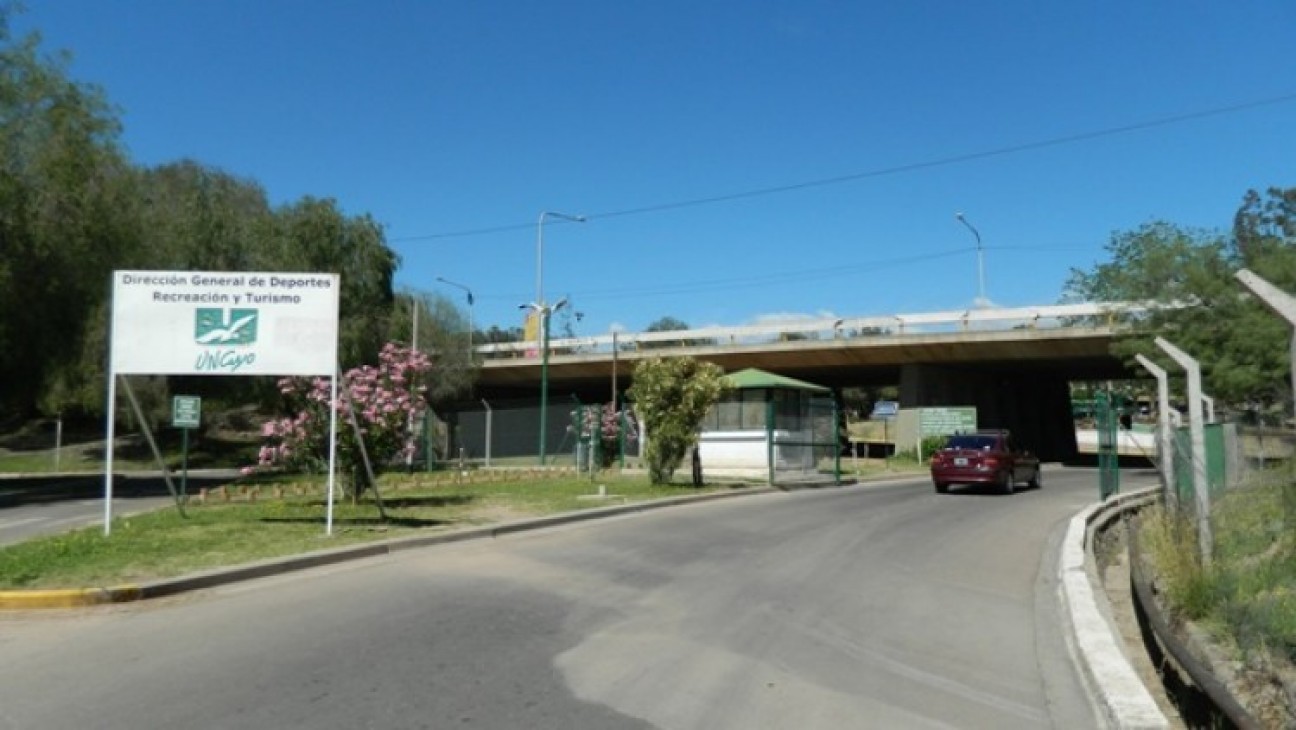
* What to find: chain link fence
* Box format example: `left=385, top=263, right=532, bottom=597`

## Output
left=413, top=397, right=640, bottom=471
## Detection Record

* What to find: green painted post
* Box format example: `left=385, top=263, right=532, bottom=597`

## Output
left=618, top=408, right=627, bottom=468
left=1097, top=390, right=1120, bottom=499
left=833, top=397, right=841, bottom=485
left=766, top=399, right=775, bottom=485
left=170, top=395, right=201, bottom=502
left=539, top=309, right=552, bottom=466
left=180, top=427, right=189, bottom=500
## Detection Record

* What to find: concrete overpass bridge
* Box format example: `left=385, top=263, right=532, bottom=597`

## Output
left=464, top=303, right=1145, bottom=462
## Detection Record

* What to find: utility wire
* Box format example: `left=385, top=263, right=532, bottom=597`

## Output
left=470, top=247, right=972, bottom=303
left=460, top=243, right=1089, bottom=303
left=391, top=92, right=1296, bottom=243
left=565, top=248, right=970, bottom=302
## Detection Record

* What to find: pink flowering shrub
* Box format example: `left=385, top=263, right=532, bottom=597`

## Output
left=253, top=343, right=432, bottom=496
left=578, top=403, right=637, bottom=466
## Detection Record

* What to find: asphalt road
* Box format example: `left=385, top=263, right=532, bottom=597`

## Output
left=0, top=466, right=1156, bottom=729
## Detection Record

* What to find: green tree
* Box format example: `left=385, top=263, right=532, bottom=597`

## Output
left=390, top=290, right=477, bottom=404
left=0, top=14, right=136, bottom=419
left=130, top=161, right=280, bottom=413
left=477, top=325, right=524, bottom=344
left=627, top=357, right=729, bottom=484
left=1064, top=210, right=1295, bottom=413
left=642, top=315, right=717, bottom=349
left=268, top=197, right=398, bottom=368
left=646, top=316, right=689, bottom=332
left=1234, top=187, right=1296, bottom=267
left=0, top=10, right=414, bottom=424
left=134, top=160, right=273, bottom=272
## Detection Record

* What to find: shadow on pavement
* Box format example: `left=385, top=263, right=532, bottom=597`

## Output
left=259, top=516, right=450, bottom=528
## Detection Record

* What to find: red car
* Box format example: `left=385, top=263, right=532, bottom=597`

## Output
left=930, top=430, right=1041, bottom=495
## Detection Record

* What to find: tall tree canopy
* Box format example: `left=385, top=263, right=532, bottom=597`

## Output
left=645, top=316, right=689, bottom=332
left=0, top=13, right=437, bottom=423
left=1064, top=188, right=1296, bottom=414
left=389, top=290, right=477, bottom=403
left=0, top=16, right=133, bottom=419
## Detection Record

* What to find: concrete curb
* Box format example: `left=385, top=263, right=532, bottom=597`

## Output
left=1059, top=486, right=1169, bottom=729
left=0, top=585, right=143, bottom=609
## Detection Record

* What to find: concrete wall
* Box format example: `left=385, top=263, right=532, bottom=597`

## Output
left=899, top=363, right=1078, bottom=461
left=697, top=430, right=817, bottom=481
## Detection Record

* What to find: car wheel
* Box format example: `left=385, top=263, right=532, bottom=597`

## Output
left=1028, top=467, right=1041, bottom=490
left=934, top=481, right=949, bottom=494
left=999, top=471, right=1013, bottom=495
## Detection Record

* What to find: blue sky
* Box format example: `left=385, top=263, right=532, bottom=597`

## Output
left=15, top=2, right=1296, bottom=337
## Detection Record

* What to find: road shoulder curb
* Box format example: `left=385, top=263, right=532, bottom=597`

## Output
left=1060, top=486, right=1169, bottom=729
left=0, top=584, right=142, bottom=609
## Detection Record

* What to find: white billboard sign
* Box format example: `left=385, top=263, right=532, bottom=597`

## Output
left=104, top=269, right=343, bottom=536
left=111, top=270, right=339, bottom=376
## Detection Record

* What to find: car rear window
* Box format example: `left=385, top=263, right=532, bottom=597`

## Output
left=943, top=435, right=999, bottom=450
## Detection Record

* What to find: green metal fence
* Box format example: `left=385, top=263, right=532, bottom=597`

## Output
left=764, top=394, right=840, bottom=485
left=1095, top=390, right=1120, bottom=499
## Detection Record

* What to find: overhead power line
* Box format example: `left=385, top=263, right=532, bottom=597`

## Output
left=391, top=92, right=1296, bottom=243
left=468, top=245, right=1078, bottom=304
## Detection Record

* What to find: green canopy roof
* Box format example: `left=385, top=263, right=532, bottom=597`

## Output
left=723, top=368, right=829, bottom=392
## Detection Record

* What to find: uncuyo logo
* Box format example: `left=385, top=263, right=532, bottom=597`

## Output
left=194, top=308, right=259, bottom=372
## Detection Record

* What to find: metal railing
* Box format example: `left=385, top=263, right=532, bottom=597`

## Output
left=473, top=302, right=1153, bottom=360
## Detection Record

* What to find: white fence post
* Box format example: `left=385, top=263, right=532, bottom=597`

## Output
left=1155, top=337, right=1213, bottom=567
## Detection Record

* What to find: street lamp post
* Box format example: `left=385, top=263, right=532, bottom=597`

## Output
left=532, top=210, right=584, bottom=466
left=436, top=276, right=475, bottom=355
left=955, top=212, right=986, bottom=307
left=406, top=292, right=420, bottom=472
left=411, top=294, right=419, bottom=351
left=536, top=210, right=586, bottom=307
left=523, top=297, right=568, bottom=465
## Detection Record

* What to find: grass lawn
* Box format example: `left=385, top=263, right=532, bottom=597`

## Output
left=0, top=471, right=754, bottom=590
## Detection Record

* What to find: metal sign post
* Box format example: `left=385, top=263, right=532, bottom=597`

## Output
left=171, top=395, right=201, bottom=500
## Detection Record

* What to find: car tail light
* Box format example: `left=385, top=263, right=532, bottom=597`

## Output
left=983, top=457, right=1001, bottom=468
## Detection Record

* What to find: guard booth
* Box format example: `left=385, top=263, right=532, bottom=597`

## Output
left=696, top=368, right=839, bottom=485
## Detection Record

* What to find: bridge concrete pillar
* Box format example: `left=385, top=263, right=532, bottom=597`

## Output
left=899, top=364, right=1077, bottom=462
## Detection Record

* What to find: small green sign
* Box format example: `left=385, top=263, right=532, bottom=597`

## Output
left=918, top=407, right=977, bottom=437
left=172, top=395, right=202, bottom=429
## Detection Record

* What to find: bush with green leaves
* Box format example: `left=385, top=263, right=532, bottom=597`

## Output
left=627, top=357, right=729, bottom=484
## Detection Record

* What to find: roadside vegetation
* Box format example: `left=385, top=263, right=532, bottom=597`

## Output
left=0, top=472, right=748, bottom=590
left=628, top=357, right=730, bottom=484
left=1140, top=471, right=1296, bottom=658
left=1137, top=467, right=1296, bottom=723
